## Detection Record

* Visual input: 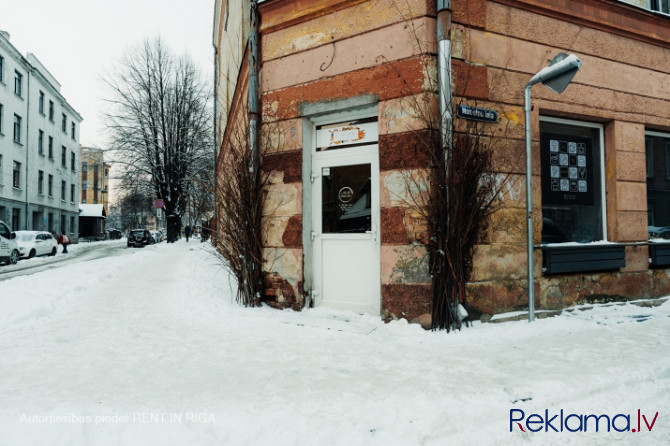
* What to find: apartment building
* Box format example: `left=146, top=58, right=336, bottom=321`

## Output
left=0, top=30, right=82, bottom=237
left=214, top=1, right=670, bottom=320
left=79, top=146, right=110, bottom=211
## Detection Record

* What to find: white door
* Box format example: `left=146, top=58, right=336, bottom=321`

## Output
left=312, top=146, right=380, bottom=314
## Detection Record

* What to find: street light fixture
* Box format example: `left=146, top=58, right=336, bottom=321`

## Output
left=524, top=53, right=582, bottom=322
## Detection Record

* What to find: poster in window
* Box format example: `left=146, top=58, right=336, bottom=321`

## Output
left=541, top=133, right=594, bottom=206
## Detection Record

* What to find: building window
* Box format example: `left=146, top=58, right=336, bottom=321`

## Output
left=61, top=114, right=67, bottom=133
left=39, top=91, right=45, bottom=115
left=0, top=55, right=4, bottom=83
left=0, top=103, right=3, bottom=134
left=49, top=100, right=54, bottom=121
left=61, top=181, right=66, bottom=201
left=13, top=114, right=21, bottom=143
left=82, top=196, right=87, bottom=204
left=650, top=0, right=670, bottom=14
left=82, top=162, right=88, bottom=172
left=61, top=146, right=67, bottom=168
left=48, top=136, right=54, bottom=159
left=82, top=180, right=88, bottom=189
left=70, top=216, right=75, bottom=233
left=71, top=122, right=75, bottom=140
left=14, top=71, right=22, bottom=96
left=38, top=130, right=44, bottom=155
left=0, top=154, right=3, bottom=186
left=70, top=184, right=75, bottom=203
left=71, top=152, right=76, bottom=171
left=48, top=174, right=53, bottom=197
left=540, top=117, right=605, bottom=243
left=647, top=131, right=670, bottom=230
left=13, top=161, right=21, bottom=189
left=38, top=170, right=44, bottom=194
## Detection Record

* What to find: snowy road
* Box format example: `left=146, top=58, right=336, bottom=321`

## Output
left=0, top=239, right=128, bottom=281
left=0, top=240, right=669, bottom=445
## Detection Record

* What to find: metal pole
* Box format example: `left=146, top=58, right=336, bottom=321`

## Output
left=524, top=84, right=535, bottom=322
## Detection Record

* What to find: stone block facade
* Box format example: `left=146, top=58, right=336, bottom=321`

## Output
left=215, top=0, right=670, bottom=321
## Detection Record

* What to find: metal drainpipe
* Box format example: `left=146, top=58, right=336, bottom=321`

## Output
left=25, top=66, right=32, bottom=230
left=248, top=0, right=260, bottom=171
left=437, top=0, right=453, bottom=234
left=248, top=0, right=260, bottom=300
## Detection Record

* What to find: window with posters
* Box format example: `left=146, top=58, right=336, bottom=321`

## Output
left=540, top=118, right=605, bottom=244
left=646, top=132, right=670, bottom=230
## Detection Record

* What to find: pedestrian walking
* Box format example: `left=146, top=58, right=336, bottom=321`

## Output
left=185, top=225, right=191, bottom=242
left=57, top=232, right=71, bottom=253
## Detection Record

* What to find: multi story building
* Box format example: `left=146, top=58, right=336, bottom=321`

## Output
left=0, top=30, right=82, bottom=237
left=79, top=146, right=110, bottom=211
left=214, top=1, right=670, bottom=321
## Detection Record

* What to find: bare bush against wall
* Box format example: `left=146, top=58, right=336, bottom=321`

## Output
left=214, top=113, right=276, bottom=306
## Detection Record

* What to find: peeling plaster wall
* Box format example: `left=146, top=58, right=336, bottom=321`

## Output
left=217, top=0, right=670, bottom=319
left=257, top=0, right=437, bottom=317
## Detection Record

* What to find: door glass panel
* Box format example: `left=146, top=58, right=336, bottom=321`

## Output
left=322, top=163, right=371, bottom=233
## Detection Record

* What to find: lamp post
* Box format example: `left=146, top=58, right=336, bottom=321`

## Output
left=524, top=53, right=582, bottom=322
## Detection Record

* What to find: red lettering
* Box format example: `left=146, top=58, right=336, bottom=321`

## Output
left=642, top=412, right=658, bottom=431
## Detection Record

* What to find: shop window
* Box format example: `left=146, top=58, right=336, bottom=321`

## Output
left=539, top=118, right=624, bottom=274
left=646, top=131, right=670, bottom=233
left=540, top=118, right=605, bottom=244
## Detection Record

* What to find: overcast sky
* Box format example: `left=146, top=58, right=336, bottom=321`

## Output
left=2, top=0, right=215, bottom=148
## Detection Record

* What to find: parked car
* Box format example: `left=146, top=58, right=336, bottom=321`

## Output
left=107, top=228, right=122, bottom=240
left=649, top=226, right=670, bottom=240
left=151, top=231, right=164, bottom=243
left=0, top=220, right=20, bottom=265
left=127, top=229, right=153, bottom=248
left=15, top=231, right=58, bottom=258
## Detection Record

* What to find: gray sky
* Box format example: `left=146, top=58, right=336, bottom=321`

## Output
left=2, top=0, right=215, bottom=148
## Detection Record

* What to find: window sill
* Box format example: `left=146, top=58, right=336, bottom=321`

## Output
left=542, top=243, right=626, bottom=275
left=649, top=242, right=670, bottom=267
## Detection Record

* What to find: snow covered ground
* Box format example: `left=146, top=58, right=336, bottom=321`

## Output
left=0, top=240, right=668, bottom=445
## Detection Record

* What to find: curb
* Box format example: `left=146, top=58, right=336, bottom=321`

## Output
left=480, top=297, right=669, bottom=324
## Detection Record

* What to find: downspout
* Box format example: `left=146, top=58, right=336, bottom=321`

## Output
left=248, top=0, right=261, bottom=302
left=248, top=0, right=260, bottom=169
left=437, top=0, right=452, bottom=223
left=25, top=66, right=32, bottom=230
left=436, top=0, right=453, bottom=325
left=212, top=42, right=218, bottom=243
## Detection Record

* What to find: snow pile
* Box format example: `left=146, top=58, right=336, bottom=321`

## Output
left=0, top=241, right=669, bottom=445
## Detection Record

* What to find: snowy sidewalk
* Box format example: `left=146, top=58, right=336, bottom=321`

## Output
left=0, top=240, right=669, bottom=445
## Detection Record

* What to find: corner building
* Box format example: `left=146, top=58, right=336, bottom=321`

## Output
left=214, top=0, right=670, bottom=320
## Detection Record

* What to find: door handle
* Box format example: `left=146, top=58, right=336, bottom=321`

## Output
left=311, top=231, right=320, bottom=241
left=365, top=230, right=377, bottom=242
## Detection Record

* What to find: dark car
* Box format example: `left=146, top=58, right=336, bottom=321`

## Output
left=649, top=226, right=670, bottom=240
left=127, top=229, right=154, bottom=248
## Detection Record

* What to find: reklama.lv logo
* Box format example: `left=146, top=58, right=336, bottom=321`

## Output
left=510, top=409, right=659, bottom=433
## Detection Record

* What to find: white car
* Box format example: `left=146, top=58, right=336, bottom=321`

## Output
left=15, top=231, right=58, bottom=259
left=0, top=220, right=20, bottom=265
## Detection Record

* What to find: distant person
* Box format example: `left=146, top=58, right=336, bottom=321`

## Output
left=184, top=225, right=191, bottom=242
left=57, top=232, right=71, bottom=253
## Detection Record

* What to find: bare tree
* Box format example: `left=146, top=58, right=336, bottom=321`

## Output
left=103, top=38, right=213, bottom=242
left=116, top=188, right=154, bottom=232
